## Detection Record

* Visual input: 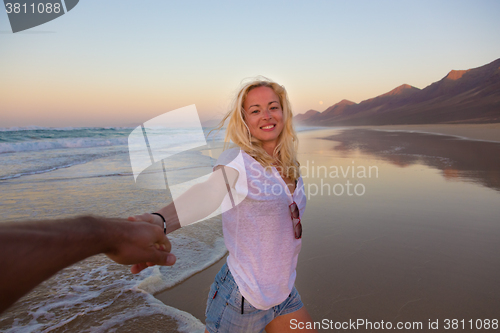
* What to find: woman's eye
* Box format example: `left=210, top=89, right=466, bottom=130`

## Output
left=251, top=110, right=259, bottom=113
left=271, top=107, right=278, bottom=110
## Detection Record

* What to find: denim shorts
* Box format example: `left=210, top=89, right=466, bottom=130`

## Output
left=205, top=263, right=304, bottom=333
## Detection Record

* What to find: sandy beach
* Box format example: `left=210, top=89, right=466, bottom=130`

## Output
left=1, top=124, right=498, bottom=332
left=351, top=123, right=500, bottom=143
left=156, top=124, right=500, bottom=332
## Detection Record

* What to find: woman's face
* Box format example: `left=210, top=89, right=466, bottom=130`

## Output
left=243, top=86, right=284, bottom=151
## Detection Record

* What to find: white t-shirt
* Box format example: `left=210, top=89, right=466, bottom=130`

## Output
left=214, top=148, right=307, bottom=310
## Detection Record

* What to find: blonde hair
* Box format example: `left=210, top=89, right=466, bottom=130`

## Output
left=209, top=77, right=300, bottom=182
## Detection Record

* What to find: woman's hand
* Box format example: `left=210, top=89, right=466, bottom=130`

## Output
left=128, top=213, right=164, bottom=229
left=103, top=218, right=176, bottom=274
left=129, top=205, right=181, bottom=234
left=126, top=213, right=173, bottom=273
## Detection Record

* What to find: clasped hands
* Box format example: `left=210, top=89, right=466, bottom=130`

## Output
left=121, top=213, right=175, bottom=274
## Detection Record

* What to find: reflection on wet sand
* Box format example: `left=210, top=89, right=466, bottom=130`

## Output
left=291, top=128, right=500, bottom=328
left=326, top=129, right=500, bottom=192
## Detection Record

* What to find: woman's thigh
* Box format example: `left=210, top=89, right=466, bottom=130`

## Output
left=205, top=263, right=273, bottom=333
left=265, top=306, right=318, bottom=333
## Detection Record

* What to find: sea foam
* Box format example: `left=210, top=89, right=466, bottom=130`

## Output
left=0, top=221, right=226, bottom=332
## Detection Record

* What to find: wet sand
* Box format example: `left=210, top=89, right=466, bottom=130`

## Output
left=155, top=254, right=228, bottom=325
left=353, top=123, right=500, bottom=143
left=156, top=126, right=500, bottom=332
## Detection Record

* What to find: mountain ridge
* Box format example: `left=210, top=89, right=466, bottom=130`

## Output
left=295, top=58, right=500, bottom=125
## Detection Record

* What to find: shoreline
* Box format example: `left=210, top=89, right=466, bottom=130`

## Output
left=152, top=123, right=500, bottom=329
left=154, top=253, right=228, bottom=324
left=333, top=123, right=500, bottom=143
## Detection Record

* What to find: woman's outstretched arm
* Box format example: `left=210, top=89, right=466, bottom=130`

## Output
left=129, top=165, right=239, bottom=233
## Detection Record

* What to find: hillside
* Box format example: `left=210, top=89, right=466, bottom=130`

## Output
left=295, top=58, right=500, bottom=125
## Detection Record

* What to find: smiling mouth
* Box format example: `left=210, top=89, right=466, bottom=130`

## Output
left=260, top=124, right=276, bottom=129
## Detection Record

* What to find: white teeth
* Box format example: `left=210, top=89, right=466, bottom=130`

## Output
left=261, top=125, right=274, bottom=129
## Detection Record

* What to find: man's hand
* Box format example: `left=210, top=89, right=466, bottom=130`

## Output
left=104, top=219, right=176, bottom=274
left=0, top=216, right=177, bottom=314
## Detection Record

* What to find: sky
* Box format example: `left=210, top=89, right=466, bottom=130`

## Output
left=1, top=0, right=500, bottom=127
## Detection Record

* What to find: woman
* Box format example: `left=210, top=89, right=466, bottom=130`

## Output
left=130, top=78, right=316, bottom=332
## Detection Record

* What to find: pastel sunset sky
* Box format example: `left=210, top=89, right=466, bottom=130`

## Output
left=1, top=0, right=500, bottom=127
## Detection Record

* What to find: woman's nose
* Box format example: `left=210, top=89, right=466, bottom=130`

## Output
left=262, top=109, right=272, bottom=119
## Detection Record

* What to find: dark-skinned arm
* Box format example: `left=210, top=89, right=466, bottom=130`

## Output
left=0, top=215, right=176, bottom=315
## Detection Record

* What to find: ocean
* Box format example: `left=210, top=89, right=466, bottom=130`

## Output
left=5, top=125, right=497, bottom=332
left=0, top=125, right=322, bottom=332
